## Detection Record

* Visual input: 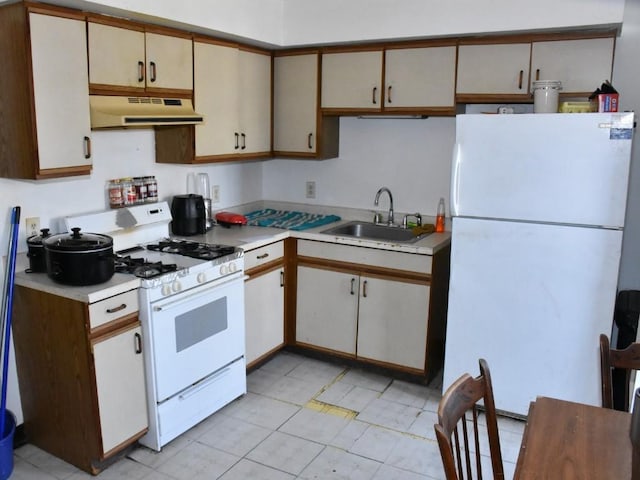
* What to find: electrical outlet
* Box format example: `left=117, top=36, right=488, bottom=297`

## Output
left=306, top=181, right=316, bottom=199
left=212, top=185, right=220, bottom=203
left=25, top=217, right=40, bottom=237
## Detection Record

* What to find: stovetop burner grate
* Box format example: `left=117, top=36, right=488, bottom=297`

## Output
left=146, top=239, right=236, bottom=260
left=115, top=255, right=178, bottom=279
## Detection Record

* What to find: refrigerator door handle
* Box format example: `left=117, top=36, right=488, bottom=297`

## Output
left=451, top=143, right=462, bottom=216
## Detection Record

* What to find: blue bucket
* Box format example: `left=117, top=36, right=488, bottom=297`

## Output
left=0, top=410, right=15, bottom=480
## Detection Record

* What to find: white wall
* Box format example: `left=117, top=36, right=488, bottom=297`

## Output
left=264, top=117, right=455, bottom=216
left=282, top=0, right=625, bottom=46
left=614, top=0, right=640, bottom=291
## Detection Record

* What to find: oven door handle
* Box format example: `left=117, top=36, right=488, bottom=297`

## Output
left=152, top=274, right=243, bottom=312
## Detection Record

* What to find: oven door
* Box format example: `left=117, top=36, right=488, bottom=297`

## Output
left=149, top=273, right=245, bottom=402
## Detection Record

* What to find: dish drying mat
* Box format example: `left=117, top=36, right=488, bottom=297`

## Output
left=244, top=209, right=341, bottom=231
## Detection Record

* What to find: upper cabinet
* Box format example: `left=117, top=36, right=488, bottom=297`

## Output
left=273, top=52, right=339, bottom=159
left=530, top=37, right=615, bottom=94
left=321, top=50, right=383, bottom=112
left=384, top=45, right=456, bottom=112
left=456, top=43, right=531, bottom=100
left=88, top=19, right=193, bottom=96
left=321, top=44, right=457, bottom=115
left=456, top=34, right=615, bottom=102
left=0, top=5, right=92, bottom=179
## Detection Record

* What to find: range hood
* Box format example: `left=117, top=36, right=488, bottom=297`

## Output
left=90, top=96, right=204, bottom=128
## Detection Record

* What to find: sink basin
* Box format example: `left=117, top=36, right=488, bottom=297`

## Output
left=321, top=221, right=428, bottom=244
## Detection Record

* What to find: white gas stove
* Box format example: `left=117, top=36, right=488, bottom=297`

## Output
left=66, top=202, right=247, bottom=451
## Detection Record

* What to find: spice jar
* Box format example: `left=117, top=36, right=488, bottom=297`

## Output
left=145, top=176, right=158, bottom=203
left=107, top=179, right=124, bottom=209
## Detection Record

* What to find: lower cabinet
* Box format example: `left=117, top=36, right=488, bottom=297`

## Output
left=244, top=241, right=286, bottom=367
left=295, top=240, right=445, bottom=376
left=12, top=286, right=147, bottom=475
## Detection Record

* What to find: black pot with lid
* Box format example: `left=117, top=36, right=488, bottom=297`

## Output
left=26, top=228, right=52, bottom=273
left=43, top=227, right=115, bottom=286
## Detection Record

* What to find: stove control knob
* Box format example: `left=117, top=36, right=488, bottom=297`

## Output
left=220, top=264, right=229, bottom=275
left=229, top=262, right=237, bottom=273
left=161, top=284, right=172, bottom=296
left=172, top=281, right=182, bottom=293
left=197, top=272, right=207, bottom=284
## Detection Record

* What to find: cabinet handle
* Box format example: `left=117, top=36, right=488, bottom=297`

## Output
left=134, top=332, right=142, bottom=354
left=241, top=133, right=246, bottom=150
left=138, top=61, right=145, bottom=83
left=149, top=61, right=157, bottom=83
left=518, top=70, right=523, bottom=90
left=387, top=85, right=392, bottom=104
left=280, top=270, right=284, bottom=287
left=308, top=133, right=313, bottom=150
left=256, top=253, right=269, bottom=259
left=535, top=68, right=540, bottom=81
left=362, top=280, right=368, bottom=298
left=372, top=86, right=377, bottom=105
left=234, top=132, right=240, bottom=150
left=350, top=278, right=356, bottom=295
left=83, top=136, right=91, bottom=159
left=106, top=303, right=126, bottom=314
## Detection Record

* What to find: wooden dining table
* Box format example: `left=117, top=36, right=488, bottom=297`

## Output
left=513, top=396, right=632, bottom=479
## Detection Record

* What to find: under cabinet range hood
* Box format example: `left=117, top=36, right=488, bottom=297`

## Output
left=89, top=96, right=204, bottom=128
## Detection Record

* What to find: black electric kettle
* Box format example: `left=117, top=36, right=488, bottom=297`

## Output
left=171, top=194, right=206, bottom=236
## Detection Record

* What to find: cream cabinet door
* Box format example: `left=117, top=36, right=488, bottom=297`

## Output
left=245, top=269, right=285, bottom=365
left=531, top=38, right=614, bottom=93
left=194, top=42, right=240, bottom=156
left=296, top=266, right=358, bottom=355
left=273, top=54, right=318, bottom=153
left=456, top=43, right=531, bottom=95
left=321, top=51, right=383, bottom=109
left=30, top=13, right=92, bottom=171
left=88, top=22, right=146, bottom=88
left=357, top=277, right=430, bottom=370
left=145, top=32, right=193, bottom=90
left=239, top=50, right=272, bottom=154
left=384, top=46, right=456, bottom=108
left=93, top=324, right=147, bottom=454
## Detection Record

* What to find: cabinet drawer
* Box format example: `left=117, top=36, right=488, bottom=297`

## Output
left=244, top=242, right=284, bottom=271
left=298, top=240, right=432, bottom=274
left=89, top=289, right=139, bottom=330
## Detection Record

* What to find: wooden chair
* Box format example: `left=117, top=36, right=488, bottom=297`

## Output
left=599, top=333, right=640, bottom=411
left=434, top=359, right=505, bottom=480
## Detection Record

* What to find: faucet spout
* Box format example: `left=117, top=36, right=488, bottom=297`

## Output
left=374, top=187, right=394, bottom=226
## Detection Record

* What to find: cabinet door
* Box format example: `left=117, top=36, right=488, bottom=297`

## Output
left=145, top=32, right=193, bottom=91
left=531, top=38, right=614, bottom=94
left=321, top=51, right=383, bottom=110
left=296, top=266, right=358, bottom=355
left=30, top=13, right=92, bottom=172
left=384, top=46, right=456, bottom=108
left=239, top=49, right=272, bottom=154
left=456, top=43, right=531, bottom=95
left=274, top=54, right=318, bottom=153
left=194, top=42, right=240, bottom=157
left=245, top=269, right=285, bottom=365
left=357, top=277, right=430, bottom=370
left=92, top=324, right=147, bottom=454
left=88, top=22, right=146, bottom=89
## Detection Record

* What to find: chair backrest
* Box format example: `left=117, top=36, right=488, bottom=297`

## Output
left=434, top=359, right=505, bottom=480
left=600, top=333, right=640, bottom=411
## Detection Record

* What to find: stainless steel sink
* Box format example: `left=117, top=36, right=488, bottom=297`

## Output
left=321, top=221, right=429, bottom=244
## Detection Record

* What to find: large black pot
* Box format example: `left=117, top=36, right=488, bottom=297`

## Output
left=43, top=228, right=115, bottom=286
left=26, top=228, right=52, bottom=273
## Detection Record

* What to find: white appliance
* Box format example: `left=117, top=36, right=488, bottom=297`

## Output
left=66, top=202, right=246, bottom=450
left=443, top=112, right=635, bottom=417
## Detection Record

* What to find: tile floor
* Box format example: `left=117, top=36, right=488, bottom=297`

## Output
left=10, top=351, right=525, bottom=479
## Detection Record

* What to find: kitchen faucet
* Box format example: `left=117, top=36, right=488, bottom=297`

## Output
left=374, top=187, right=394, bottom=226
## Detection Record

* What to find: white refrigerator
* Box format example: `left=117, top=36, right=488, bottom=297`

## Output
left=443, top=112, right=635, bottom=417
